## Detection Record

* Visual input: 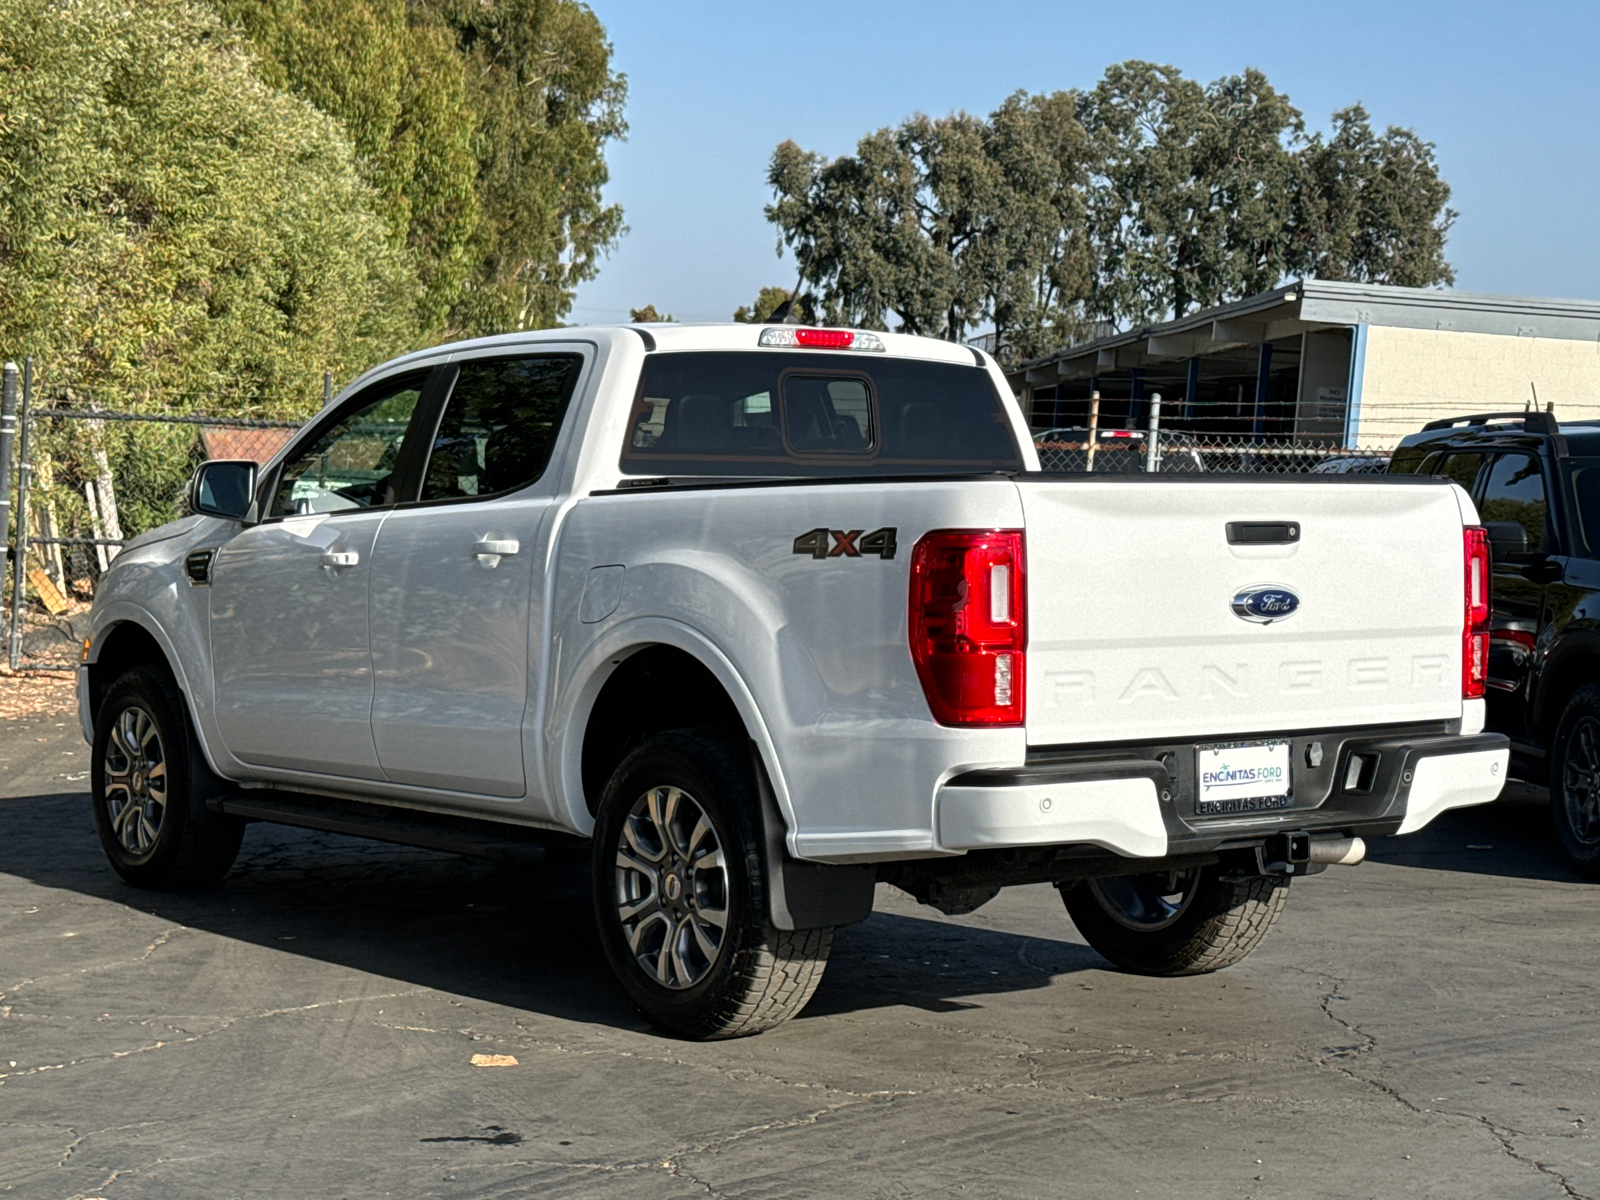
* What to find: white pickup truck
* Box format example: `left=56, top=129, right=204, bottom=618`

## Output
left=79, top=323, right=1508, bottom=1039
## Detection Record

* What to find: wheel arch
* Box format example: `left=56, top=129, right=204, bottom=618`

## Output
left=85, top=607, right=228, bottom=778
left=1533, top=636, right=1600, bottom=748
left=553, top=618, right=795, bottom=843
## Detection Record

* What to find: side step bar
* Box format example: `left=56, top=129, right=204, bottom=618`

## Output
left=209, top=791, right=580, bottom=865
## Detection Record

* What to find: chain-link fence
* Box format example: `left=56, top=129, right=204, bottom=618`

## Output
left=2, top=356, right=1400, bottom=672
left=2, top=358, right=309, bottom=671
left=1033, top=430, right=1392, bottom=476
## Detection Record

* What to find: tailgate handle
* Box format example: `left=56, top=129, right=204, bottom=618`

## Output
left=1227, top=521, right=1300, bottom=545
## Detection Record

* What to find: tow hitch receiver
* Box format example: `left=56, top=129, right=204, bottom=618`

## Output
left=1257, top=832, right=1312, bottom=876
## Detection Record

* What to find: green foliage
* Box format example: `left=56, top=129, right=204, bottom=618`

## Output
left=213, top=0, right=482, bottom=338
left=1081, top=62, right=1304, bottom=322
left=424, top=0, right=628, bottom=335
left=766, top=61, right=1456, bottom=360
left=733, top=287, right=813, bottom=323
left=0, top=0, right=418, bottom=406
left=214, top=0, right=627, bottom=339
left=0, top=0, right=418, bottom=533
left=628, top=305, right=675, bottom=323
left=1295, top=104, right=1457, bottom=288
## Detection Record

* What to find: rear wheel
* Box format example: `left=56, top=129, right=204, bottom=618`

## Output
left=1060, top=865, right=1288, bottom=975
left=91, top=667, right=244, bottom=890
left=1549, top=685, right=1600, bottom=880
left=591, top=731, right=832, bottom=1039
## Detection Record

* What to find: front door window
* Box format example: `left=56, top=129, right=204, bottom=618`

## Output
left=271, top=373, right=428, bottom=517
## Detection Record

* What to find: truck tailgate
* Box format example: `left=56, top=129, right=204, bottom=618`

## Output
left=1020, top=478, right=1466, bottom=747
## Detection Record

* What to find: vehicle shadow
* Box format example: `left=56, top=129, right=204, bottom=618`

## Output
left=0, top=791, right=1104, bottom=1033
left=1366, top=782, right=1592, bottom=884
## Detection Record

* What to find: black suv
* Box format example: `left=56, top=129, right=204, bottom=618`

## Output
left=1390, top=412, right=1600, bottom=877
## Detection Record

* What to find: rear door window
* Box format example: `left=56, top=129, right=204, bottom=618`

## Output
left=1480, top=453, right=1551, bottom=551
left=1565, top=459, right=1600, bottom=556
left=420, top=354, right=583, bottom=502
left=623, top=352, right=1020, bottom=477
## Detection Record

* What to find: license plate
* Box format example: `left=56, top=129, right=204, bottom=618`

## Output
left=1195, top=740, right=1292, bottom=815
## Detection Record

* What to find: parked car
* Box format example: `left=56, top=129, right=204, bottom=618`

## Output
left=1308, top=454, right=1390, bottom=475
left=1389, top=411, right=1600, bottom=877
left=79, top=324, right=1507, bottom=1039
left=1033, top=427, right=1206, bottom=472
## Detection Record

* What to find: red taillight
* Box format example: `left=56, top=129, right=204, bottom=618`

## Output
left=908, top=530, right=1026, bottom=726
left=1463, top=525, right=1490, bottom=699
left=794, top=328, right=855, bottom=348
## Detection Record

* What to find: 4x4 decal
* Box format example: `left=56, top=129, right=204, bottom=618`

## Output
left=792, top=527, right=897, bottom=560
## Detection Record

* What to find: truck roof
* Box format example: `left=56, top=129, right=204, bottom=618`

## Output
left=331, top=323, right=991, bottom=408
left=1397, top=413, right=1600, bottom=456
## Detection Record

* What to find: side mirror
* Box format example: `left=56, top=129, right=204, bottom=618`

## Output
left=1483, top=520, right=1528, bottom=560
left=188, top=459, right=257, bottom=521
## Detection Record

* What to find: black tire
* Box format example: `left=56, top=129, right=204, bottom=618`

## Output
left=1060, top=865, right=1288, bottom=976
left=591, top=731, right=832, bottom=1040
left=91, top=667, right=244, bottom=890
left=1548, top=684, right=1600, bottom=880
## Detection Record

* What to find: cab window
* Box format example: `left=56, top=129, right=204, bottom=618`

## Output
left=1436, top=452, right=1485, bottom=494
left=1565, top=459, right=1600, bottom=556
left=420, top=355, right=583, bottom=502
left=1480, top=453, right=1551, bottom=551
left=270, top=372, right=428, bottom=518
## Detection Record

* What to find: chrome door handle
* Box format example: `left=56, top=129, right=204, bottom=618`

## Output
left=472, top=538, right=519, bottom=558
left=319, top=550, right=359, bottom=569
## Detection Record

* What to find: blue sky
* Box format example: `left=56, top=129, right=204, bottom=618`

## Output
left=570, top=0, right=1600, bottom=327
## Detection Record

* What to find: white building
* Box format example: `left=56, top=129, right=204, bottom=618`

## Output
left=1007, top=280, right=1600, bottom=447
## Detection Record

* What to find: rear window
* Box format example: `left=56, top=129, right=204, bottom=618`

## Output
left=1566, top=458, right=1600, bottom=556
left=621, top=352, right=1021, bottom=477
left=1385, top=444, right=1434, bottom=475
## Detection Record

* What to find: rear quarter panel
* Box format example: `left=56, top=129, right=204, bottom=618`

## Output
left=546, top=480, right=1026, bottom=859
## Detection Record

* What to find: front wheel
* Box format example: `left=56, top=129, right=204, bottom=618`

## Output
left=591, top=731, right=832, bottom=1039
left=1060, top=865, right=1288, bottom=976
left=1548, top=685, right=1600, bottom=880
left=91, top=667, right=244, bottom=890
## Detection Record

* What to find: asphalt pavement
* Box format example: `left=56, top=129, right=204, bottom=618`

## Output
left=2, top=709, right=1596, bottom=1199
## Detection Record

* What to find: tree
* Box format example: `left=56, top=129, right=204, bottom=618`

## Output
left=763, top=62, right=1456, bottom=351
left=732, top=287, right=813, bottom=323
left=0, top=0, right=418, bottom=532
left=766, top=111, right=1000, bottom=341
left=217, top=0, right=628, bottom=339
left=212, top=0, right=481, bottom=339
left=983, top=91, right=1097, bottom=361
left=629, top=305, right=675, bottom=323
left=424, top=0, right=628, bottom=335
left=765, top=93, right=1099, bottom=355
left=1294, top=105, right=1456, bottom=287
left=1079, top=62, right=1304, bottom=323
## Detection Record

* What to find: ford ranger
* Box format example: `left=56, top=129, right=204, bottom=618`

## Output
left=78, top=323, right=1509, bottom=1039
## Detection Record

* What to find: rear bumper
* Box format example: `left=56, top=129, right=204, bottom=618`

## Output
left=936, top=724, right=1509, bottom=860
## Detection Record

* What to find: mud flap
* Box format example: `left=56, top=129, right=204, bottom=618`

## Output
left=749, top=742, right=875, bottom=931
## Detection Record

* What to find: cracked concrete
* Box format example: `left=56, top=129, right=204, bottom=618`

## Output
left=2, top=711, right=1597, bottom=1198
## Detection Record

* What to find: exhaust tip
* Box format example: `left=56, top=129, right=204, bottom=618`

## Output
left=1308, top=835, right=1366, bottom=866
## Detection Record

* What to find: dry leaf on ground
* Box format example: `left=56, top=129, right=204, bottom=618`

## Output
left=0, top=671, right=77, bottom=720
left=469, top=1054, right=519, bottom=1068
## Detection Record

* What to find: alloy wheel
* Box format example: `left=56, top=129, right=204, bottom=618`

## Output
left=613, top=786, right=731, bottom=989
left=1561, top=716, right=1600, bottom=846
left=1089, top=869, right=1201, bottom=932
left=102, top=704, right=168, bottom=857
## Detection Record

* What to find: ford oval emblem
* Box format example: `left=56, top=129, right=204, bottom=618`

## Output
left=1231, top=584, right=1300, bottom=624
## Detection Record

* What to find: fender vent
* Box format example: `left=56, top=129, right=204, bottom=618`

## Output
left=184, top=548, right=216, bottom=587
